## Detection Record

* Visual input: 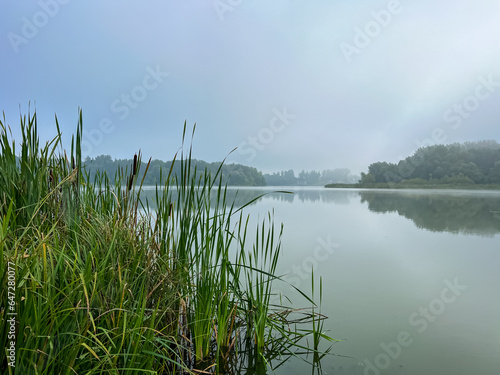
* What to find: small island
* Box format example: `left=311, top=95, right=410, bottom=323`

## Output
left=326, top=141, right=500, bottom=190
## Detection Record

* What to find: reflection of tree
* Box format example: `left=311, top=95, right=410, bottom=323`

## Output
left=139, top=187, right=359, bottom=209
left=359, top=191, right=500, bottom=236
left=267, top=190, right=357, bottom=204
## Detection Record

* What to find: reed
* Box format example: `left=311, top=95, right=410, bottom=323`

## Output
left=0, top=110, right=335, bottom=374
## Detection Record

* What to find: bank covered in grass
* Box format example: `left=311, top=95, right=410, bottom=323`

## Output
left=0, top=111, right=334, bottom=374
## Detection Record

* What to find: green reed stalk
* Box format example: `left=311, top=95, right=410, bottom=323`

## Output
left=0, top=110, right=336, bottom=374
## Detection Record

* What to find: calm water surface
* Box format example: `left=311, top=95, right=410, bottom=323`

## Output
left=232, top=187, right=500, bottom=375
left=143, top=186, right=500, bottom=374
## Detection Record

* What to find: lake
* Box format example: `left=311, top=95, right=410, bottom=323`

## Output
left=227, top=187, right=500, bottom=375
left=142, top=186, right=500, bottom=374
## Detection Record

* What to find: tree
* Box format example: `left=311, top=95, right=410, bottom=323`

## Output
left=360, top=172, right=376, bottom=184
left=359, top=140, right=500, bottom=185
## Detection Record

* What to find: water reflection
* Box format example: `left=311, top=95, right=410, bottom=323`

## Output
left=139, top=187, right=500, bottom=236
left=267, top=189, right=355, bottom=205
left=139, top=187, right=272, bottom=208
left=358, top=190, right=500, bottom=236
left=251, top=188, right=500, bottom=236
left=218, top=188, right=358, bottom=205
left=139, top=187, right=361, bottom=206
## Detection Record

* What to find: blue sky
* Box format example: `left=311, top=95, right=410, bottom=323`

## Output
left=1, top=1, right=499, bottom=174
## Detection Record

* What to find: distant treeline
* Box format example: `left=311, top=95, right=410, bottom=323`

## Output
left=83, top=155, right=266, bottom=186
left=357, top=140, right=500, bottom=186
left=264, top=168, right=359, bottom=186
left=84, top=156, right=360, bottom=187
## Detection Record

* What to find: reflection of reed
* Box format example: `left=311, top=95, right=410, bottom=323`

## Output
left=359, top=191, right=500, bottom=236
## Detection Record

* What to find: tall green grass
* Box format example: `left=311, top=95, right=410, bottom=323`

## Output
left=0, top=110, right=335, bottom=374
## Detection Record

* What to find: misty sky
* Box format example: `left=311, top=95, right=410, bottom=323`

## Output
left=1, top=1, right=500, bottom=174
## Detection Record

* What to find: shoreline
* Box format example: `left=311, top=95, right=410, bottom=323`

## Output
left=324, top=183, right=500, bottom=190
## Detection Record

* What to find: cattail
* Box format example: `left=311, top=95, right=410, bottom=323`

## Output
left=133, top=154, right=137, bottom=176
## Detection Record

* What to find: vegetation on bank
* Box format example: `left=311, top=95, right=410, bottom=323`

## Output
left=85, top=159, right=361, bottom=188
left=327, top=141, right=500, bottom=189
left=359, top=141, right=500, bottom=185
left=0, top=111, right=335, bottom=374
left=264, top=168, right=359, bottom=186
left=84, top=155, right=266, bottom=186
left=325, top=181, right=500, bottom=190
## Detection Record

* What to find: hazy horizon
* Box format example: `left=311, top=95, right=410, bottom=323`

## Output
left=1, top=1, right=499, bottom=175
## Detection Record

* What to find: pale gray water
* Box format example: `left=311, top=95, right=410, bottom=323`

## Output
left=235, top=187, right=500, bottom=375
left=141, top=186, right=500, bottom=374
